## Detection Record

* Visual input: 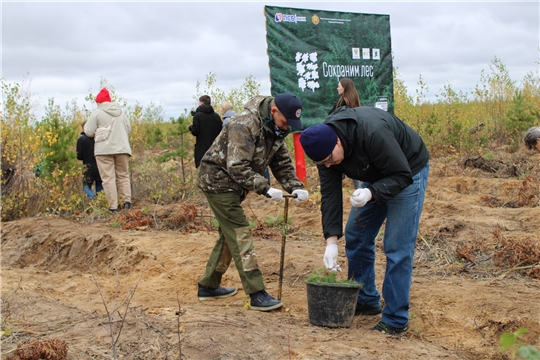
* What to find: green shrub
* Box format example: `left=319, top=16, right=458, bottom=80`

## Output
left=265, top=214, right=291, bottom=228
left=500, top=328, right=540, bottom=360
left=2, top=60, right=540, bottom=220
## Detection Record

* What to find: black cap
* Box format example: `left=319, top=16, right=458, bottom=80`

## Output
left=274, top=93, right=303, bottom=129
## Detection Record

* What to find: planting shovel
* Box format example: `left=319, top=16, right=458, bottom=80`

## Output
left=277, top=193, right=297, bottom=300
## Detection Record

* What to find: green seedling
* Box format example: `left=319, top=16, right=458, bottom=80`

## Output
left=306, top=268, right=359, bottom=285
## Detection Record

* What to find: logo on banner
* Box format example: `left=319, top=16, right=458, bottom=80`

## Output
left=274, top=13, right=306, bottom=23
left=312, top=14, right=320, bottom=25
left=353, top=48, right=380, bottom=61
left=296, top=52, right=320, bottom=92
left=362, top=48, right=370, bottom=59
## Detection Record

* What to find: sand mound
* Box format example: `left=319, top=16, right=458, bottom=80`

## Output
left=1, top=218, right=153, bottom=275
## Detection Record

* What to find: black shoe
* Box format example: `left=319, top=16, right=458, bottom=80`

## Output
left=355, top=303, right=382, bottom=316
left=109, top=208, right=118, bottom=213
left=124, top=202, right=131, bottom=210
left=370, top=321, right=408, bottom=335
left=250, top=290, right=283, bottom=311
left=197, top=284, right=237, bottom=301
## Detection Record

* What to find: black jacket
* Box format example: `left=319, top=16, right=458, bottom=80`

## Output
left=189, top=104, right=222, bottom=167
left=319, top=106, right=430, bottom=239
left=76, top=132, right=102, bottom=186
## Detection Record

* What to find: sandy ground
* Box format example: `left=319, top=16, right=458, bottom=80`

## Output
left=1, top=155, right=539, bottom=360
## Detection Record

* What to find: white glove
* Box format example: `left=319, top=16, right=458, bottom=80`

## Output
left=266, top=187, right=283, bottom=202
left=350, top=188, right=372, bottom=208
left=323, top=243, right=342, bottom=272
left=292, top=189, right=309, bottom=202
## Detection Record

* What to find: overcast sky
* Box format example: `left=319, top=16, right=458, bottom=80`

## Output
left=2, top=1, right=539, bottom=120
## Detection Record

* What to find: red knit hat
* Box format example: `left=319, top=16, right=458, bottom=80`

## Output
left=95, top=88, right=111, bottom=103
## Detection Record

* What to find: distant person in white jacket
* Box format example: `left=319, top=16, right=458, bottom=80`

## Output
left=84, top=88, right=132, bottom=213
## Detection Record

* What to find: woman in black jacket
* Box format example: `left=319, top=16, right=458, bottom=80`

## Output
left=328, top=77, right=361, bottom=115
left=328, top=78, right=363, bottom=189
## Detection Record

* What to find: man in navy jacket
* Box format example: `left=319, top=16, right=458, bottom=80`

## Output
left=300, top=106, right=430, bottom=335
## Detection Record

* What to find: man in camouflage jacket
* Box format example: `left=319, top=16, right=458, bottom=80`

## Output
left=195, top=93, right=309, bottom=311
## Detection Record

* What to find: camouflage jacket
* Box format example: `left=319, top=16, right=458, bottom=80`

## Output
left=196, top=95, right=304, bottom=201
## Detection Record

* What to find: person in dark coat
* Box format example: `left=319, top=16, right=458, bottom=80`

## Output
left=77, top=120, right=103, bottom=199
left=189, top=95, right=223, bottom=167
left=299, top=106, right=430, bottom=335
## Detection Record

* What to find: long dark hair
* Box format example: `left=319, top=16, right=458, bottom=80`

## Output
left=336, top=78, right=361, bottom=108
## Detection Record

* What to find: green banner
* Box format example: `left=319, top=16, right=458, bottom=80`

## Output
left=265, top=6, right=394, bottom=129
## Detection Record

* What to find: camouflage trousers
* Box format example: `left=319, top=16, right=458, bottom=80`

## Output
left=198, top=192, right=265, bottom=295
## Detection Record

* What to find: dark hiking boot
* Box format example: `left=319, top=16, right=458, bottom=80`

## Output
left=197, top=284, right=237, bottom=301
left=110, top=208, right=119, bottom=213
left=355, top=303, right=383, bottom=316
left=124, top=202, right=131, bottom=210
left=250, top=290, right=283, bottom=311
left=370, top=321, right=408, bottom=335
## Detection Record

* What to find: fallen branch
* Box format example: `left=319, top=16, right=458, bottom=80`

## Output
left=320, top=329, right=351, bottom=342
left=292, top=270, right=312, bottom=286
left=176, top=292, right=186, bottom=359
left=497, top=263, right=540, bottom=279
left=90, top=262, right=150, bottom=360
left=473, top=316, right=486, bottom=339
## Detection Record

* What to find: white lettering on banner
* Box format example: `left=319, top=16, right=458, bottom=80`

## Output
left=296, top=53, right=375, bottom=93
left=320, top=17, right=351, bottom=23
left=362, top=65, right=374, bottom=77
left=322, top=62, right=374, bottom=78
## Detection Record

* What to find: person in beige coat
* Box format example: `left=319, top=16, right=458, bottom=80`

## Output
left=84, top=88, right=132, bottom=212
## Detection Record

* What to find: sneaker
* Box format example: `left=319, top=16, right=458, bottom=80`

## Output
left=250, top=290, right=283, bottom=311
left=109, top=208, right=119, bottom=213
left=370, top=321, right=408, bottom=335
left=124, top=202, right=131, bottom=210
left=197, top=284, right=237, bottom=301
left=355, top=303, right=382, bottom=316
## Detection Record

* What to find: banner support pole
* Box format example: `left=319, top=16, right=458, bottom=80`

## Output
left=293, top=133, right=306, bottom=185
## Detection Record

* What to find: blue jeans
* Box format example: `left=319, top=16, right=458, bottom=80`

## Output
left=83, top=182, right=104, bottom=199
left=345, top=162, right=429, bottom=328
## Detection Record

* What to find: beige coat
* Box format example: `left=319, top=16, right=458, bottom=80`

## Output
left=84, top=102, right=132, bottom=156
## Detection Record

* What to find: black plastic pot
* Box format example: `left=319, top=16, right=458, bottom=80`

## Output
left=305, top=281, right=362, bottom=328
